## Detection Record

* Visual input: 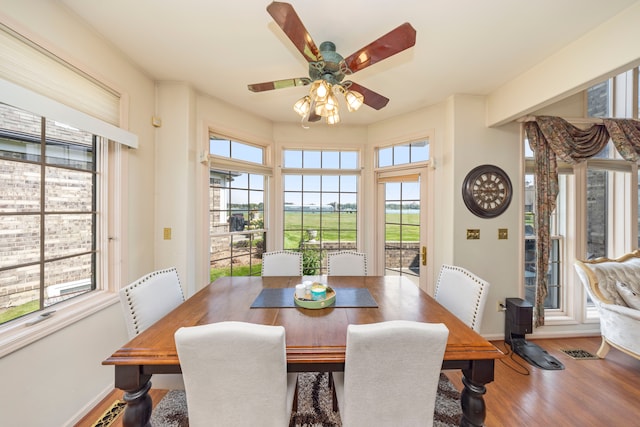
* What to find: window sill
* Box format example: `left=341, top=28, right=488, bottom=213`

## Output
left=0, top=291, right=119, bottom=358
left=542, top=317, right=579, bottom=326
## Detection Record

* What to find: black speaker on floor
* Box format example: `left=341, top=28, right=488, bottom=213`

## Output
left=504, top=297, right=532, bottom=345
left=504, top=297, right=564, bottom=370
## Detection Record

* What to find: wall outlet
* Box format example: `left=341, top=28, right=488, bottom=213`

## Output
left=497, top=300, right=506, bottom=312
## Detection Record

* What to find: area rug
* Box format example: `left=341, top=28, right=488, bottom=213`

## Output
left=147, top=372, right=461, bottom=427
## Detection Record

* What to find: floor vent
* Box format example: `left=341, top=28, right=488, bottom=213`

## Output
left=91, top=399, right=125, bottom=427
left=561, top=349, right=599, bottom=360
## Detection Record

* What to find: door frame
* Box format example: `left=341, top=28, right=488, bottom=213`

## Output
left=375, top=165, right=434, bottom=292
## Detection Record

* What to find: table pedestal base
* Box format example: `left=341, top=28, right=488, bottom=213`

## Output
left=460, top=375, right=487, bottom=427
left=122, top=381, right=152, bottom=427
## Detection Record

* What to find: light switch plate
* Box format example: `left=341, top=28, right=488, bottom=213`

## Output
left=498, top=228, right=508, bottom=239
left=467, top=229, right=480, bottom=239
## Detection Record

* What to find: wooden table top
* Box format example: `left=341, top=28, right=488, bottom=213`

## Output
left=104, top=275, right=503, bottom=368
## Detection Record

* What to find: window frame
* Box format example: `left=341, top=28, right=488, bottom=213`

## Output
left=0, top=127, right=120, bottom=357
left=208, top=133, right=271, bottom=278
left=522, top=66, right=640, bottom=327
left=279, top=148, right=362, bottom=274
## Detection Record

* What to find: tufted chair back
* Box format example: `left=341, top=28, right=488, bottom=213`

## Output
left=327, top=251, right=368, bottom=276
left=574, top=250, right=640, bottom=360
left=434, top=264, right=490, bottom=332
left=575, top=254, right=640, bottom=306
left=261, top=250, right=303, bottom=276
left=119, top=267, right=185, bottom=339
left=175, top=321, right=298, bottom=427
left=332, top=321, right=449, bottom=427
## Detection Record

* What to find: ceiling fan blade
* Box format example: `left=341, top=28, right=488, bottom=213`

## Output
left=342, top=22, right=416, bottom=74
left=267, top=2, right=321, bottom=63
left=248, top=77, right=311, bottom=92
left=343, top=81, right=389, bottom=110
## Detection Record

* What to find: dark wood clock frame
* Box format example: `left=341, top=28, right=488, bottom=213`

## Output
left=462, top=164, right=512, bottom=218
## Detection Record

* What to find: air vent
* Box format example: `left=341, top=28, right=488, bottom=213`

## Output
left=561, top=349, right=599, bottom=360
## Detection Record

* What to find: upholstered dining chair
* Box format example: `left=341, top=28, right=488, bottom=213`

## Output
left=174, top=321, right=298, bottom=427
left=332, top=320, right=449, bottom=427
left=119, top=267, right=185, bottom=389
left=434, top=264, right=491, bottom=332
left=261, top=250, right=303, bottom=276
left=327, top=251, right=368, bottom=276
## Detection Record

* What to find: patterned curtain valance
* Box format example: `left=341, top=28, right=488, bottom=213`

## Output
left=524, top=116, right=640, bottom=326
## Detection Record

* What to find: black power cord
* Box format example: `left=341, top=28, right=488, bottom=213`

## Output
left=497, top=338, right=531, bottom=376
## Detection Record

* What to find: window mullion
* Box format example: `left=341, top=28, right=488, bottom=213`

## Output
left=39, top=116, right=45, bottom=310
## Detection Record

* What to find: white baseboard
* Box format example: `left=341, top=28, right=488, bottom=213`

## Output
left=482, top=329, right=601, bottom=342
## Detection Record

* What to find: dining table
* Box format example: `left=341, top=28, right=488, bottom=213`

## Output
left=103, top=275, right=503, bottom=427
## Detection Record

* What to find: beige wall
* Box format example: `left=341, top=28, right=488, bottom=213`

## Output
left=1, top=0, right=639, bottom=425
left=0, top=1, right=156, bottom=426
left=487, top=1, right=640, bottom=126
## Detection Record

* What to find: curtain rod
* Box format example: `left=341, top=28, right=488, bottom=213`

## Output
left=518, top=115, right=604, bottom=124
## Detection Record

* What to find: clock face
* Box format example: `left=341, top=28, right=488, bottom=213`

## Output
left=462, top=165, right=512, bottom=218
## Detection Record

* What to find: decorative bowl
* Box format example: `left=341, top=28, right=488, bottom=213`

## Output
left=294, top=286, right=336, bottom=309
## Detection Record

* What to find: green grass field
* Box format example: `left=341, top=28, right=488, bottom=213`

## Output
left=283, top=212, right=419, bottom=248
left=0, top=300, right=38, bottom=324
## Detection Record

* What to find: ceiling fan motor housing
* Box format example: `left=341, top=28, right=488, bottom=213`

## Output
left=309, top=41, right=347, bottom=85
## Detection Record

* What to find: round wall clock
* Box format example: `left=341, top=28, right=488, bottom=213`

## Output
left=462, top=164, right=512, bottom=218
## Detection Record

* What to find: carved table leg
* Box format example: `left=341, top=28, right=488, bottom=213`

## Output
left=460, top=375, right=487, bottom=427
left=458, top=359, right=493, bottom=427
left=121, top=380, right=153, bottom=427
left=114, top=365, right=153, bottom=427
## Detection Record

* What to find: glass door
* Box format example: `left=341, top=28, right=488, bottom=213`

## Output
left=377, top=169, right=429, bottom=289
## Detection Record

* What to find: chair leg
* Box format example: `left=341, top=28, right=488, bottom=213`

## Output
left=329, top=372, right=339, bottom=412
left=596, top=337, right=610, bottom=358
left=293, top=376, right=299, bottom=412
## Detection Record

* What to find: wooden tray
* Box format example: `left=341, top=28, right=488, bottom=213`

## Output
left=294, top=286, right=336, bottom=309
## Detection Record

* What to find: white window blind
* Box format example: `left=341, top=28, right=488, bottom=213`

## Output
left=0, top=23, right=137, bottom=148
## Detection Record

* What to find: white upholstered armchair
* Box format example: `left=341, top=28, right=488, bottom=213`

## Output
left=574, top=250, right=640, bottom=361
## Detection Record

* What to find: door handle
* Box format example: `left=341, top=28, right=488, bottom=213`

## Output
left=421, top=246, right=427, bottom=266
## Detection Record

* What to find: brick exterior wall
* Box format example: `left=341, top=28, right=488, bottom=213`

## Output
left=0, top=103, right=94, bottom=310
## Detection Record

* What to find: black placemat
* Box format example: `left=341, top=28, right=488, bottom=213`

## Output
left=250, top=287, right=378, bottom=308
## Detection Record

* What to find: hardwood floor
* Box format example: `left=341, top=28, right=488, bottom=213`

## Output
left=77, top=337, right=640, bottom=427
left=446, top=337, right=640, bottom=426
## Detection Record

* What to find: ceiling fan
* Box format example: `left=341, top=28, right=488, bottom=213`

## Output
left=248, top=1, right=417, bottom=124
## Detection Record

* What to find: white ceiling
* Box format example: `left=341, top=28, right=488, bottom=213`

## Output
left=60, top=0, right=638, bottom=126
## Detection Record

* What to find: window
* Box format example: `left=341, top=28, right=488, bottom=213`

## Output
left=282, top=149, right=359, bottom=274
left=0, top=25, right=132, bottom=356
left=523, top=66, right=639, bottom=321
left=210, top=136, right=264, bottom=164
left=0, top=103, right=98, bottom=325
left=522, top=169, right=563, bottom=310
left=377, top=140, right=429, bottom=167
left=209, top=136, right=268, bottom=279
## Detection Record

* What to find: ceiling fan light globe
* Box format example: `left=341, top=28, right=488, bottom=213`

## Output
left=314, top=101, right=329, bottom=117
left=345, top=90, right=364, bottom=112
left=326, top=110, right=340, bottom=125
left=310, top=80, right=330, bottom=101
left=326, top=93, right=338, bottom=111
left=293, top=96, right=311, bottom=117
